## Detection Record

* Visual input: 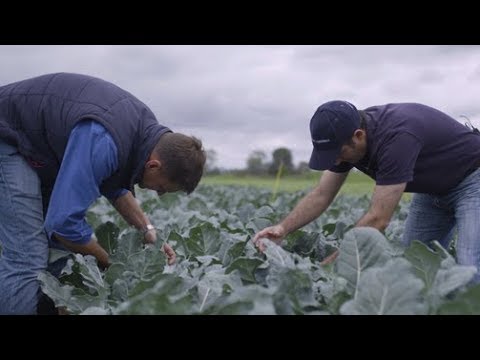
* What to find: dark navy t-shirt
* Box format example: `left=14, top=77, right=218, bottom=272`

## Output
left=330, top=103, right=480, bottom=195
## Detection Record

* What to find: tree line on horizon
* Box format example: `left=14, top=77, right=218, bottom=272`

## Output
left=205, top=148, right=312, bottom=176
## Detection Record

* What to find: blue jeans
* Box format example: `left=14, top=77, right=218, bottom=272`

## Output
left=403, top=168, right=480, bottom=284
left=0, top=139, right=52, bottom=314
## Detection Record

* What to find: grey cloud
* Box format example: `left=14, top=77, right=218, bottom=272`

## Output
left=2, top=45, right=480, bottom=169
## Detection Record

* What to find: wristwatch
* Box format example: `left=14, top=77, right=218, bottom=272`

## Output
left=141, top=224, right=155, bottom=236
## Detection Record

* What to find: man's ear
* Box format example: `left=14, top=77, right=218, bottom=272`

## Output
left=145, top=159, right=162, bottom=170
left=353, top=129, right=366, bottom=141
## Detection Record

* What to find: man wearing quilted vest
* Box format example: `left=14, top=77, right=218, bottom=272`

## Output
left=0, top=73, right=206, bottom=314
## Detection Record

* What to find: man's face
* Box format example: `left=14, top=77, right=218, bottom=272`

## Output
left=334, top=130, right=367, bottom=166
left=139, top=160, right=182, bottom=196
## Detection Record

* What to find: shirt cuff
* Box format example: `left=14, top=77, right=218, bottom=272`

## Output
left=46, top=228, right=93, bottom=245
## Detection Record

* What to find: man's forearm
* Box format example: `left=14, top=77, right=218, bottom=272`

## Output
left=54, top=234, right=110, bottom=269
left=355, top=183, right=406, bottom=232
left=280, top=171, right=346, bottom=234
left=111, top=191, right=150, bottom=230
left=355, top=211, right=389, bottom=232
left=281, top=189, right=331, bottom=234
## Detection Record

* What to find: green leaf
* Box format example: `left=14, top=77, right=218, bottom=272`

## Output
left=197, top=269, right=243, bottom=312
left=340, top=258, right=427, bottom=315
left=428, top=258, right=477, bottom=311
left=115, top=274, right=194, bottom=315
left=80, top=307, right=110, bottom=315
left=127, top=247, right=167, bottom=282
left=95, top=221, right=120, bottom=254
left=184, top=222, right=222, bottom=257
left=38, top=271, right=108, bottom=314
left=73, top=254, right=109, bottom=298
left=104, top=263, right=126, bottom=286
left=336, top=227, right=392, bottom=296
left=272, top=269, right=317, bottom=315
left=112, top=232, right=143, bottom=264
left=203, top=285, right=276, bottom=315
left=437, top=284, right=480, bottom=314
left=217, top=238, right=249, bottom=267
left=225, top=257, right=264, bottom=283
left=322, top=223, right=336, bottom=236
left=403, top=240, right=442, bottom=291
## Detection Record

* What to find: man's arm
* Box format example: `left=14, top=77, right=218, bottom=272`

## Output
left=355, top=183, right=406, bottom=231
left=111, top=191, right=154, bottom=242
left=54, top=234, right=110, bottom=269
left=253, top=170, right=348, bottom=250
left=321, top=182, right=406, bottom=265
left=45, top=121, right=121, bottom=268
left=111, top=191, right=176, bottom=265
left=281, top=170, right=349, bottom=233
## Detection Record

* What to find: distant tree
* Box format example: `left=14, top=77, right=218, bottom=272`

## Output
left=246, top=150, right=267, bottom=175
left=205, top=148, right=219, bottom=174
left=296, top=161, right=311, bottom=174
left=269, top=147, right=294, bottom=175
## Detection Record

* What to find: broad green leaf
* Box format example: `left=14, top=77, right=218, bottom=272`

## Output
left=218, top=237, right=248, bottom=266
left=127, top=247, right=167, bottom=282
left=336, top=227, right=392, bottom=296
left=433, top=264, right=476, bottom=297
left=322, top=223, right=336, bottom=236
left=73, top=254, right=107, bottom=296
left=264, top=242, right=296, bottom=269
left=428, top=258, right=477, bottom=311
left=272, top=269, right=317, bottom=315
left=80, top=307, right=109, bottom=315
left=283, top=230, right=319, bottom=257
left=95, top=221, right=120, bottom=254
left=225, top=257, right=264, bottom=283
left=110, top=278, right=129, bottom=302
left=195, top=255, right=222, bottom=267
left=403, top=240, right=442, bottom=291
left=203, top=285, right=276, bottom=315
left=38, top=272, right=108, bottom=314
left=197, top=269, right=243, bottom=312
left=115, top=274, right=193, bottom=315
left=340, top=258, right=427, bottom=315
left=183, top=223, right=222, bottom=257
left=104, top=263, right=126, bottom=286
left=437, top=284, right=480, bottom=314
left=112, top=232, right=143, bottom=263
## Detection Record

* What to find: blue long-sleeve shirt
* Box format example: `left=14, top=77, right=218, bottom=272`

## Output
left=44, top=120, right=128, bottom=244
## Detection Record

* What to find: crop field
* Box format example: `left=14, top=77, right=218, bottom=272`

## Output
left=201, top=171, right=376, bottom=194
left=39, top=185, right=480, bottom=314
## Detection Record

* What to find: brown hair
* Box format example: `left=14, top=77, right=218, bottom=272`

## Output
left=153, top=132, right=206, bottom=194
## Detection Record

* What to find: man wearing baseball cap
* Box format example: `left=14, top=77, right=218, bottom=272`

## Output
left=253, top=100, right=480, bottom=283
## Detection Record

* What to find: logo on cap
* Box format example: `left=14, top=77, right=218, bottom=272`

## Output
left=312, top=139, right=331, bottom=144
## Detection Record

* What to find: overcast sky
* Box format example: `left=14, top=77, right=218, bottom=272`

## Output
left=2, top=45, right=480, bottom=169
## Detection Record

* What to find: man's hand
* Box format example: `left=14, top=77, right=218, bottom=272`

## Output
left=162, top=243, right=176, bottom=265
left=252, top=224, right=286, bottom=252
left=53, top=233, right=110, bottom=269
left=143, top=227, right=157, bottom=245
left=142, top=227, right=176, bottom=265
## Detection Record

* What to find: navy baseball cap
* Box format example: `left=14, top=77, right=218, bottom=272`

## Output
left=308, top=100, right=360, bottom=170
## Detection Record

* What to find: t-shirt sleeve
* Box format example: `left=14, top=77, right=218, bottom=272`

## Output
left=329, top=162, right=353, bottom=173
left=375, top=132, right=422, bottom=185
left=102, top=188, right=129, bottom=201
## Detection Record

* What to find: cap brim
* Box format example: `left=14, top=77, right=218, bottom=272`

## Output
left=309, top=147, right=340, bottom=170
